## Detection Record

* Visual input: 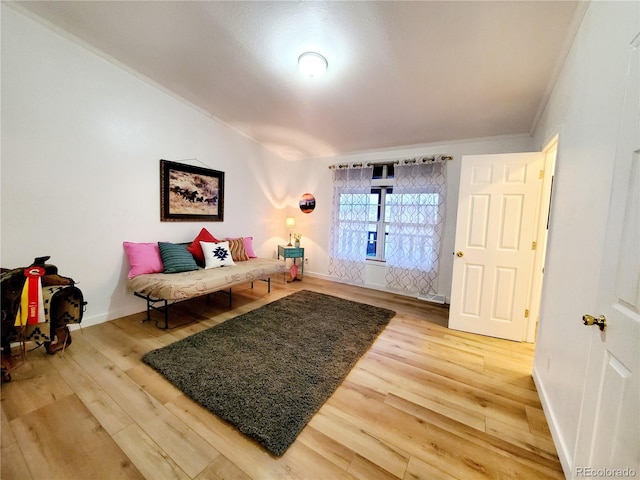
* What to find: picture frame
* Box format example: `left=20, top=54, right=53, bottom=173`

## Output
left=160, top=159, right=224, bottom=222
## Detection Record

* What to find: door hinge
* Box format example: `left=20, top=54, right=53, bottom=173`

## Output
left=525, top=309, right=530, bottom=318
left=532, top=241, right=537, bottom=250
left=539, top=170, right=545, bottom=179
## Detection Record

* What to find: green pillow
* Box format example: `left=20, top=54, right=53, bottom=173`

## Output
left=158, top=242, right=199, bottom=273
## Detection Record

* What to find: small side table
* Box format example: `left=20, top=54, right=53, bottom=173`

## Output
left=278, top=245, right=304, bottom=281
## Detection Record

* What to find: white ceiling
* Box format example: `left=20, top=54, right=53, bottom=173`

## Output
left=16, top=1, right=581, bottom=160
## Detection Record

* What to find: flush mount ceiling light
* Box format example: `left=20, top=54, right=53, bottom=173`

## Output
left=298, top=52, right=328, bottom=78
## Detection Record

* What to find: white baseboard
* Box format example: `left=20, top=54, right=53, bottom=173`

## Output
left=532, top=364, right=571, bottom=479
left=304, top=271, right=449, bottom=305
left=70, top=304, right=145, bottom=330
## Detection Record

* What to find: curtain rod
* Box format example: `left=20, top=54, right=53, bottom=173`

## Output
left=328, top=154, right=452, bottom=170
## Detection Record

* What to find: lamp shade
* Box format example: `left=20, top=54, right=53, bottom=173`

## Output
left=285, top=216, right=296, bottom=228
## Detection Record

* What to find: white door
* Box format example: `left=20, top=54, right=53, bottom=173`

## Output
left=449, top=152, right=544, bottom=341
left=572, top=31, right=640, bottom=476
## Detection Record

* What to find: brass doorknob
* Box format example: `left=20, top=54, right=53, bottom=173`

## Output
left=456, top=251, right=464, bottom=257
left=582, top=314, right=607, bottom=331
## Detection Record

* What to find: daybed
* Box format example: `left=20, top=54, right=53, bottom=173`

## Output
left=124, top=231, right=287, bottom=329
left=127, top=258, right=286, bottom=328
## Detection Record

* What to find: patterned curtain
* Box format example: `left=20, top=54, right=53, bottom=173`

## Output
left=385, top=162, right=447, bottom=296
left=328, top=167, right=374, bottom=284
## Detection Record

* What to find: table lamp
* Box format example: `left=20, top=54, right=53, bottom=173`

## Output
left=285, top=216, right=296, bottom=246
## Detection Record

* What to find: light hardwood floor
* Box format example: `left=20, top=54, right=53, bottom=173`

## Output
left=1, top=276, right=564, bottom=479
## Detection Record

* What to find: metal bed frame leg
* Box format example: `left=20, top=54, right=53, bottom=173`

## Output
left=251, top=277, right=271, bottom=292
left=135, top=292, right=170, bottom=329
left=134, top=277, right=276, bottom=330
left=163, top=300, right=168, bottom=329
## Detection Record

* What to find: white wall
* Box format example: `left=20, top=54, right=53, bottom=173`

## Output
left=531, top=1, right=638, bottom=473
left=1, top=5, right=289, bottom=327
left=290, top=135, right=534, bottom=301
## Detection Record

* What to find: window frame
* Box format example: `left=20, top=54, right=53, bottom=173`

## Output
left=367, top=164, right=395, bottom=262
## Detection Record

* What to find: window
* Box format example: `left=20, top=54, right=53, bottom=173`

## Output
left=329, top=159, right=447, bottom=295
left=367, top=189, right=442, bottom=263
left=334, top=162, right=442, bottom=264
left=367, top=187, right=391, bottom=260
left=367, top=163, right=394, bottom=261
left=372, top=163, right=394, bottom=179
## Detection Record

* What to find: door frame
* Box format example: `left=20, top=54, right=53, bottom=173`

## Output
left=525, top=135, right=558, bottom=342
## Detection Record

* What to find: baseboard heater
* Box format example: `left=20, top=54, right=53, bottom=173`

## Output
left=418, top=293, right=447, bottom=305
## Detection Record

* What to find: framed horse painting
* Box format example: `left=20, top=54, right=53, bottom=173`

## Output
left=160, top=160, right=225, bottom=222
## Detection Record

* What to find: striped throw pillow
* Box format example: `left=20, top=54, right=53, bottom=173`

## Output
left=158, top=242, right=199, bottom=273
left=226, top=237, right=249, bottom=262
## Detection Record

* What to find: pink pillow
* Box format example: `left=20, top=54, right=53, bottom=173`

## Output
left=243, top=237, right=257, bottom=258
left=187, top=228, right=220, bottom=264
left=227, top=237, right=257, bottom=258
left=123, top=242, right=164, bottom=278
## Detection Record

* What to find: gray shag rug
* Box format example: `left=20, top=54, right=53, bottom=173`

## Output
left=142, top=289, right=395, bottom=456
